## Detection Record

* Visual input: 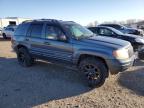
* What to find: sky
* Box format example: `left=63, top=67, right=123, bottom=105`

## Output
left=0, top=0, right=144, bottom=25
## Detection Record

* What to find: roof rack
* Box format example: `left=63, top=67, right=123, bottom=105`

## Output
left=22, top=19, right=59, bottom=23
left=22, top=19, right=75, bottom=24
left=33, top=19, right=59, bottom=22
left=22, top=20, right=33, bottom=23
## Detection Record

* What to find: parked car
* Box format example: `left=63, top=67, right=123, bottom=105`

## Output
left=0, top=27, right=2, bottom=35
left=12, top=19, right=135, bottom=87
left=88, top=26, right=144, bottom=52
left=2, top=25, right=17, bottom=39
left=99, top=23, right=143, bottom=36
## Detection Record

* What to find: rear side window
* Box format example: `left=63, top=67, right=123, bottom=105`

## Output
left=28, top=24, right=43, bottom=38
left=88, top=28, right=95, bottom=32
left=14, top=23, right=30, bottom=36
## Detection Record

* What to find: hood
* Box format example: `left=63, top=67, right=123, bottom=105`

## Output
left=125, top=28, right=141, bottom=34
left=127, top=27, right=138, bottom=31
left=121, top=33, right=144, bottom=45
left=79, top=36, right=130, bottom=49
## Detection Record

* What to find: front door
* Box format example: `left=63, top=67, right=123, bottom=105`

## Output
left=98, top=27, right=118, bottom=38
left=43, top=24, right=73, bottom=62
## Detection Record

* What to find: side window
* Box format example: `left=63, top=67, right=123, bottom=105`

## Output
left=96, top=28, right=100, bottom=35
left=99, top=28, right=115, bottom=36
left=15, top=23, right=30, bottom=36
left=29, top=24, right=43, bottom=38
left=45, top=25, right=66, bottom=41
left=94, top=28, right=99, bottom=34
left=89, top=28, right=96, bottom=33
left=45, top=26, right=58, bottom=40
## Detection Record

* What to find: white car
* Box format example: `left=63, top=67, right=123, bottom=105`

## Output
left=2, top=25, right=17, bottom=39
left=0, top=27, right=2, bottom=36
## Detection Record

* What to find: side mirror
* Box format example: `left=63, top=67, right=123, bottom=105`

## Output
left=59, top=35, right=67, bottom=42
left=120, top=27, right=125, bottom=30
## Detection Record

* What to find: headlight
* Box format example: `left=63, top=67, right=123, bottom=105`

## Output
left=113, top=48, right=129, bottom=60
left=135, top=38, right=144, bottom=44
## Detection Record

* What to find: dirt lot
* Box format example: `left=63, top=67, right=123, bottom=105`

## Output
left=0, top=37, right=144, bottom=108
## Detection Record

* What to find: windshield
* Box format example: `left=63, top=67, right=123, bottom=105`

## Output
left=64, top=23, right=94, bottom=39
left=109, top=27, right=124, bottom=35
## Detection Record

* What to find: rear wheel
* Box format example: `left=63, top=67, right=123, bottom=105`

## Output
left=17, top=47, right=34, bottom=67
left=2, top=33, right=7, bottom=39
left=79, top=57, right=108, bottom=88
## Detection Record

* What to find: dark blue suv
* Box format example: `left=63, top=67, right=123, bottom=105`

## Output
left=12, top=19, right=135, bottom=87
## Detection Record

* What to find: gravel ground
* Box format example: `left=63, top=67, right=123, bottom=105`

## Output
left=0, top=37, right=144, bottom=108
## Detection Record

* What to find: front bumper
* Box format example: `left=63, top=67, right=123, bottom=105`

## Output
left=107, top=54, right=136, bottom=75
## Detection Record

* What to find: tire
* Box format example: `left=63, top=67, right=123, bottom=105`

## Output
left=16, top=47, right=34, bottom=67
left=79, top=57, right=108, bottom=88
left=2, top=33, right=7, bottom=39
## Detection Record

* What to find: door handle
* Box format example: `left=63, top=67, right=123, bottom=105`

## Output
left=44, top=42, right=51, bottom=45
left=25, top=38, right=29, bottom=41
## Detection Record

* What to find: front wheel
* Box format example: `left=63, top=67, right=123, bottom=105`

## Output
left=79, top=57, right=108, bottom=88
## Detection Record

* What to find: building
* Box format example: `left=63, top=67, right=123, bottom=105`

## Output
left=126, top=20, right=144, bottom=29
left=0, top=17, right=31, bottom=28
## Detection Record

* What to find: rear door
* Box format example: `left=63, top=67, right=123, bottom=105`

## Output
left=26, top=23, right=45, bottom=56
left=42, top=24, right=73, bottom=62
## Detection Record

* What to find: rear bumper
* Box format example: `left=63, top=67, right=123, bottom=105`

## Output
left=107, top=54, right=136, bottom=75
